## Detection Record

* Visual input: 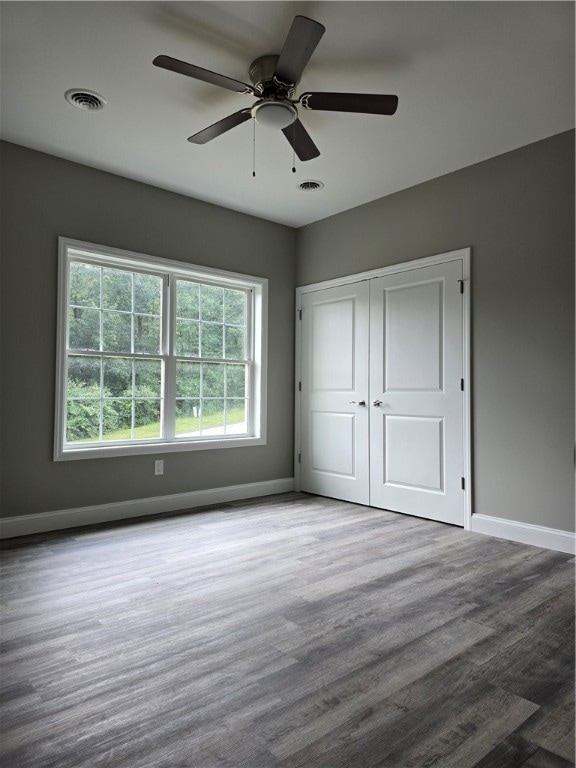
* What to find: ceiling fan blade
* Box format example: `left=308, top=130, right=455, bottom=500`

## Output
left=300, top=92, right=399, bottom=115
left=188, top=109, right=252, bottom=144
left=282, top=119, right=320, bottom=161
left=274, top=16, right=325, bottom=86
left=153, top=55, right=254, bottom=94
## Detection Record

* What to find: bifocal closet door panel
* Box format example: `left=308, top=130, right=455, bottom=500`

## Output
left=300, top=282, right=370, bottom=505
left=369, top=261, right=465, bottom=525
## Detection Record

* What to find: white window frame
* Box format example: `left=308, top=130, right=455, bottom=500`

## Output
left=54, top=237, right=267, bottom=460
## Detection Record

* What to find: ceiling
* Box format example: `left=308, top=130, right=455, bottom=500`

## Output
left=1, top=2, right=574, bottom=228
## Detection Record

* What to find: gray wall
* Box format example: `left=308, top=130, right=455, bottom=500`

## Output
left=297, top=130, right=575, bottom=533
left=0, top=142, right=297, bottom=518
left=2, top=132, right=574, bottom=533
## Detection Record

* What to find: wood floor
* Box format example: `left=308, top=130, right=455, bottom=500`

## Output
left=0, top=492, right=574, bottom=768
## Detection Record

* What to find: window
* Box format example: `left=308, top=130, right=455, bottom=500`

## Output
left=55, top=238, right=267, bottom=459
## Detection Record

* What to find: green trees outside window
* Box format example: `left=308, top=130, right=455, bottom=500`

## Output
left=65, top=261, right=250, bottom=445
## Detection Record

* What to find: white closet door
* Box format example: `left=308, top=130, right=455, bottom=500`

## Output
left=300, top=282, right=370, bottom=505
left=368, top=260, right=464, bottom=525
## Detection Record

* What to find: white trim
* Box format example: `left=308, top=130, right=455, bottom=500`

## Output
left=297, top=249, right=470, bottom=294
left=253, top=281, right=268, bottom=445
left=52, top=434, right=267, bottom=460
left=471, top=514, right=576, bottom=555
left=295, top=248, right=472, bottom=530
left=55, top=237, right=268, bottom=460
left=0, top=478, right=295, bottom=539
left=60, top=237, right=265, bottom=288
left=294, top=300, right=303, bottom=491
left=461, top=250, right=472, bottom=530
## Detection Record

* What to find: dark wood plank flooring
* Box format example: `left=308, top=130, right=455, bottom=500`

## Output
left=1, top=493, right=574, bottom=767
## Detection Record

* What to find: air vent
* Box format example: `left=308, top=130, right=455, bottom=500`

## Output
left=297, top=180, right=324, bottom=191
left=65, top=89, right=106, bottom=111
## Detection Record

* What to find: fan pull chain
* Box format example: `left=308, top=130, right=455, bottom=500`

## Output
left=252, top=118, right=256, bottom=178
left=292, top=119, right=296, bottom=173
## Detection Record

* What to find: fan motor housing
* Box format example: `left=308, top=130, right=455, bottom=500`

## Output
left=249, top=55, right=295, bottom=98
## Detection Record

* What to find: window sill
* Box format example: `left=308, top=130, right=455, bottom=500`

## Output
left=54, top=435, right=267, bottom=461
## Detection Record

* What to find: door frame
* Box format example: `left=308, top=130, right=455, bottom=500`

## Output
left=294, top=248, right=472, bottom=530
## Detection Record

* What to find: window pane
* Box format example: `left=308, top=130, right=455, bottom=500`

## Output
left=103, top=311, right=132, bottom=353
left=224, top=289, right=246, bottom=325
left=66, top=399, right=101, bottom=442
left=176, top=281, right=199, bottom=320
left=68, top=355, right=101, bottom=393
left=203, top=363, right=224, bottom=398
left=176, top=361, right=201, bottom=397
left=66, top=357, right=101, bottom=442
left=135, top=399, right=161, bottom=438
left=134, top=315, right=161, bottom=354
left=201, top=285, right=224, bottom=323
left=135, top=359, right=162, bottom=398
left=103, top=357, right=132, bottom=397
left=175, top=399, right=201, bottom=436
left=226, top=399, right=247, bottom=434
left=69, top=307, right=100, bottom=351
left=175, top=319, right=199, bottom=357
left=102, top=399, right=132, bottom=441
left=224, top=326, right=245, bottom=359
left=70, top=263, right=101, bottom=308
left=202, top=399, right=225, bottom=433
left=134, top=273, right=162, bottom=315
left=226, top=364, right=246, bottom=398
left=103, top=269, right=132, bottom=311
left=201, top=323, right=223, bottom=358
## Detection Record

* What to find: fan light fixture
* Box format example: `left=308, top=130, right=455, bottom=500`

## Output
left=251, top=100, right=296, bottom=130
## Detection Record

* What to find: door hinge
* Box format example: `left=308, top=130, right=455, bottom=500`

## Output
left=298, top=453, right=301, bottom=464
left=298, top=309, right=302, bottom=320
left=458, top=279, right=464, bottom=294
left=460, top=378, right=464, bottom=391
left=461, top=477, right=466, bottom=490
left=298, top=381, right=302, bottom=392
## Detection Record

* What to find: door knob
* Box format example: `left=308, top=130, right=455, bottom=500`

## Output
left=372, top=399, right=382, bottom=406
left=350, top=400, right=366, bottom=407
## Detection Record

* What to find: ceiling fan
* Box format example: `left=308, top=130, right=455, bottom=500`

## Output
left=153, top=15, right=398, bottom=161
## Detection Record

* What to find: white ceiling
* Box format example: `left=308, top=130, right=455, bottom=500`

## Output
left=1, top=2, right=574, bottom=227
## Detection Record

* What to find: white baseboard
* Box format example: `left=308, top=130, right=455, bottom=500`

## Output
left=471, top=513, right=575, bottom=555
left=3, top=488, right=572, bottom=554
left=0, top=478, right=295, bottom=539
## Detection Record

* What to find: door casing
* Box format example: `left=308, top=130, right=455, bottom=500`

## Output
left=294, top=248, right=472, bottom=530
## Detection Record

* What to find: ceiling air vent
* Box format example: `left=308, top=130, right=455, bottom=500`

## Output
left=297, top=180, right=324, bottom=192
left=65, top=89, right=106, bottom=111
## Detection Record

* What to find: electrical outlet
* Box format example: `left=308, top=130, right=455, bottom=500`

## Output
left=154, top=460, right=164, bottom=476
